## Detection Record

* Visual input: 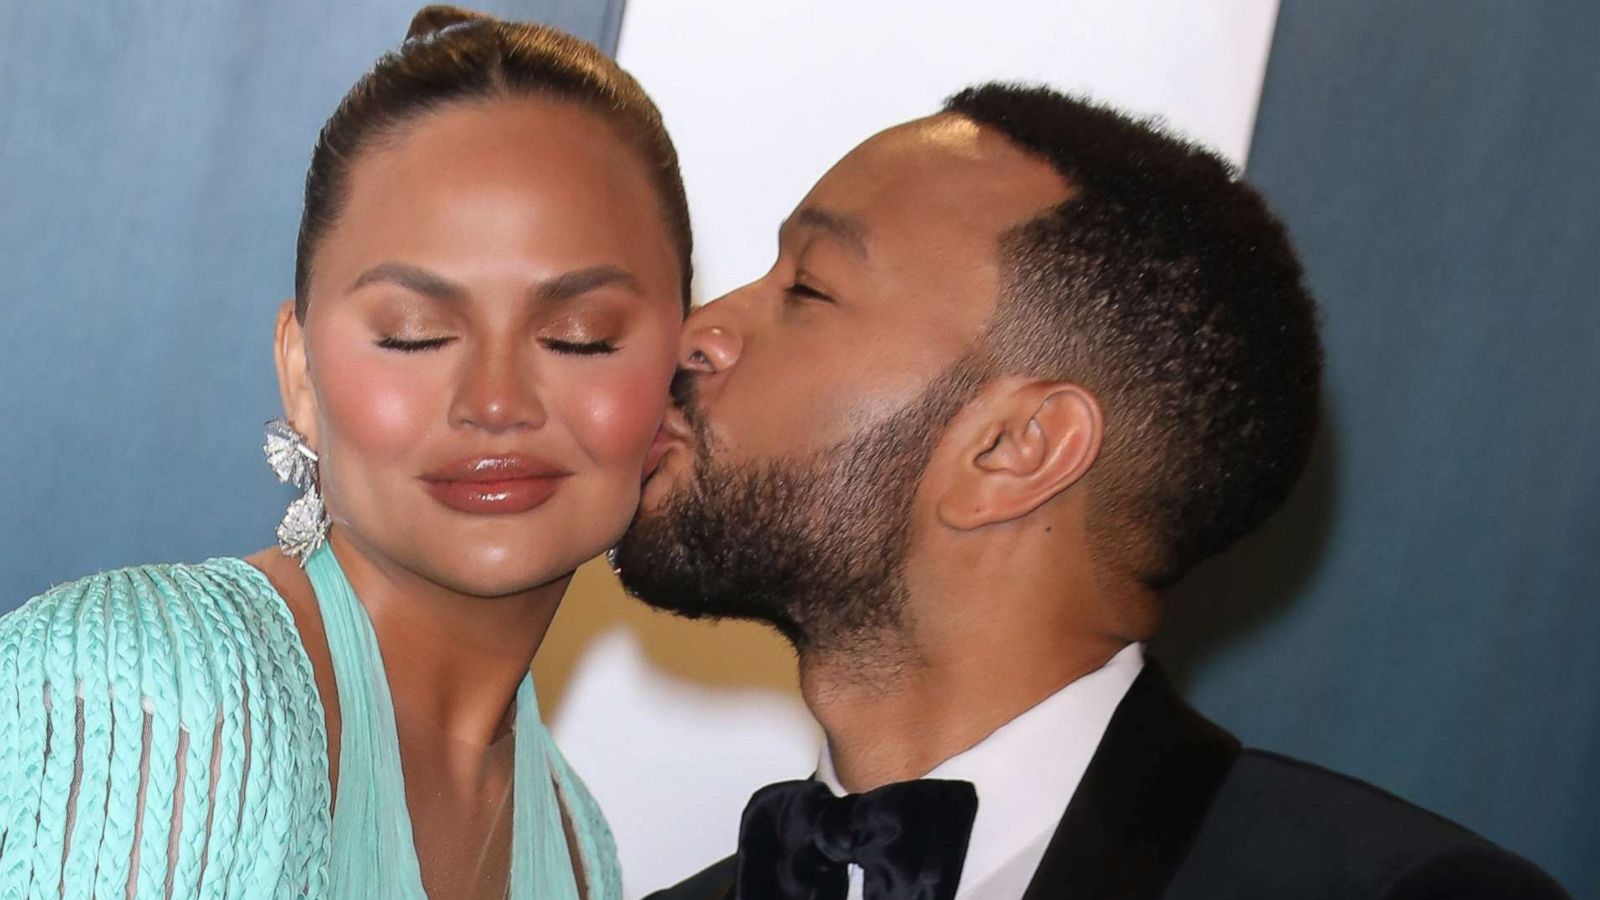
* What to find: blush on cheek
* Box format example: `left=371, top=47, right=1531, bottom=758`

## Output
left=562, top=363, right=674, bottom=467
left=313, top=343, right=442, bottom=462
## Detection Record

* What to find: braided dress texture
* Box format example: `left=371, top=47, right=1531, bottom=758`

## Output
left=0, top=554, right=619, bottom=898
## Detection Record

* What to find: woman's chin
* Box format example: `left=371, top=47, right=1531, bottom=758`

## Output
left=406, top=542, right=587, bottom=600
left=340, top=492, right=633, bottom=598
left=455, top=568, right=571, bottom=600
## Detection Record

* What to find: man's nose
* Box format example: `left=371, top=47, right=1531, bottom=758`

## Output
left=679, top=299, right=743, bottom=375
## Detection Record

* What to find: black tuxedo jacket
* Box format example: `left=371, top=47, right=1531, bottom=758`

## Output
left=646, top=661, right=1568, bottom=900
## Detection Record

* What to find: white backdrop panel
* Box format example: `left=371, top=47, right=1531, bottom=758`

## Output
left=544, top=3, right=1282, bottom=896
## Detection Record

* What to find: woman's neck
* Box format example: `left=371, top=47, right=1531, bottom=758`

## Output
left=278, top=528, right=569, bottom=749
left=332, top=529, right=568, bottom=747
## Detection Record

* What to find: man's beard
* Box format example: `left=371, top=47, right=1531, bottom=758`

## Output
left=613, top=358, right=986, bottom=655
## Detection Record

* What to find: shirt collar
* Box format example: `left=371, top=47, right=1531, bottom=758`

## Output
left=817, top=642, right=1146, bottom=894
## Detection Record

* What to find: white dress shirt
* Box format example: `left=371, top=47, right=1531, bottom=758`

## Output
left=816, top=642, right=1145, bottom=900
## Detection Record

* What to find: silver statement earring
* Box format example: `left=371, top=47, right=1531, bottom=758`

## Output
left=264, top=418, right=328, bottom=564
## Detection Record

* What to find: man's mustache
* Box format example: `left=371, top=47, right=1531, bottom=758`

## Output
left=669, top=368, right=707, bottom=437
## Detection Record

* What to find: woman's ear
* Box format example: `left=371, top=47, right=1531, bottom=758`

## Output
left=274, top=299, right=319, bottom=449
left=935, top=379, right=1103, bottom=530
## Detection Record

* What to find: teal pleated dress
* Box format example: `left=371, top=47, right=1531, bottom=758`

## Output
left=0, top=543, right=619, bottom=898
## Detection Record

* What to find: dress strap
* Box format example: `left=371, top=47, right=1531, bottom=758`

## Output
left=510, top=676, right=583, bottom=900
left=305, top=543, right=428, bottom=896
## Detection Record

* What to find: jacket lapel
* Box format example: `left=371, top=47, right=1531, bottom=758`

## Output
left=1021, top=659, right=1240, bottom=900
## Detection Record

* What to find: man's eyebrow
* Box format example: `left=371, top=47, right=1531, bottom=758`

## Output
left=347, top=262, right=641, bottom=304
left=782, top=207, right=870, bottom=258
left=349, top=262, right=467, bottom=301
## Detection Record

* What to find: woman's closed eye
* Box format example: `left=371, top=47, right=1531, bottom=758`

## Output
left=375, top=335, right=618, bottom=355
left=542, top=337, right=618, bottom=356
left=376, top=335, right=455, bottom=353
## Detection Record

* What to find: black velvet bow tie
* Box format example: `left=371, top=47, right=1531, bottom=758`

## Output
left=733, top=778, right=979, bottom=900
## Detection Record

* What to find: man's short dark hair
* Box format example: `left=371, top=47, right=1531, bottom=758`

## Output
left=944, top=82, right=1322, bottom=588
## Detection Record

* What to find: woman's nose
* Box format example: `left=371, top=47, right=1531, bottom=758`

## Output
left=449, top=348, right=546, bottom=433
left=680, top=301, right=743, bottom=375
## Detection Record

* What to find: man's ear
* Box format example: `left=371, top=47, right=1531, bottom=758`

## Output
left=935, top=379, right=1103, bottom=530
left=274, top=299, right=319, bottom=450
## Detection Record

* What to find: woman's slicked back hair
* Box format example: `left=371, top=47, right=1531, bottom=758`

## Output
left=293, top=5, right=692, bottom=317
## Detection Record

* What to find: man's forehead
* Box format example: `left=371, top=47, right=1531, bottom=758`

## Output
left=799, top=113, right=1072, bottom=248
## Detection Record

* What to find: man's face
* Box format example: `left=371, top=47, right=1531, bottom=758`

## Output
left=615, top=115, right=1068, bottom=648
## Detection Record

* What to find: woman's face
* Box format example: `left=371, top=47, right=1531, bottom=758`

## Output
left=280, top=97, right=683, bottom=597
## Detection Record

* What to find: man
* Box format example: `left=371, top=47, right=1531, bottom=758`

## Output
left=614, top=83, right=1567, bottom=900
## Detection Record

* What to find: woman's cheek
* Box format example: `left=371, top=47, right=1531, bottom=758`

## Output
left=562, top=360, right=675, bottom=466
left=314, top=344, right=442, bottom=461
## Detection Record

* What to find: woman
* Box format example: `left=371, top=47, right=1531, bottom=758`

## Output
left=0, top=6, right=690, bottom=898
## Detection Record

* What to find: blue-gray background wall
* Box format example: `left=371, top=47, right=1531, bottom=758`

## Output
left=0, top=0, right=619, bottom=598
left=2, top=1, right=1596, bottom=895
left=1160, top=2, right=1599, bottom=895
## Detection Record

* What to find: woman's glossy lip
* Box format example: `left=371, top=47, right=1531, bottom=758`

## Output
left=421, top=454, right=570, bottom=483
left=420, top=454, right=570, bottom=515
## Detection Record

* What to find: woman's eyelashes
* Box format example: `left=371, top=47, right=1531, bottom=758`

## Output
left=542, top=337, right=618, bottom=355
left=376, top=335, right=454, bottom=353
left=374, top=334, right=619, bottom=355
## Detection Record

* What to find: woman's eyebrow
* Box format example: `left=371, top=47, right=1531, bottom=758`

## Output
left=349, top=261, right=466, bottom=301
left=346, top=262, right=641, bottom=304
left=532, top=265, right=642, bottom=304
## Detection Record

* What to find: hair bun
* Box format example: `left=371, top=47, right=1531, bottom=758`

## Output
left=406, top=5, right=494, bottom=41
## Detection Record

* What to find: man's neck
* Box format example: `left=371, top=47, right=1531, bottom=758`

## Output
left=800, top=618, right=1134, bottom=793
